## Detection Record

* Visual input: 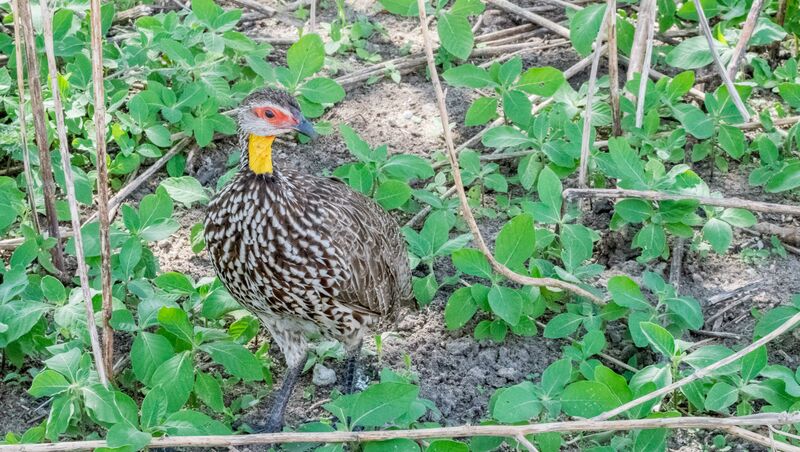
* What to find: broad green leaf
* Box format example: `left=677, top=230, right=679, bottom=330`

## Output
left=437, top=13, right=473, bottom=60
left=494, top=214, right=535, bottom=268
left=614, top=199, right=652, bottom=223
left=158, top=307, right=195, bottom=346
left=503, top=90, right=532, bottom=127
left=488, top=285, right=523, bottom=326
left=465, top=97, right=498, bottom=126
left=704, top=382, right=738, bottom=413
left=28, top=370, right=70, bottom=398
left=442, top=64, right=495, bottom=88
left=717, top=125, right=745, bottom=159
left=375, top=180, right=412, bottom=210
left=162, top=410, right=232, bottom=436
left=640, top=322, right=676, bottom=357
left=543, top=313, right=583, bottom=338
left=350, top=382, right=419, bottom=428
left=151, top=352, right=194, bottom=412
left=482, top=126, right=530, bottom=148
left=561, top=381, right=620, bottom=417
left=665, top=36, right=722, bottom=69
left=160, top=176, right=209, bottom=207
left=684, top=345, right=739, bottom=376
left=287, top=34, right=325, bottom=86
left=765, top=162, right=800, bottom=193
left=140, top=386, right=168, bottom=430
left=754, top=306, right=800, bottom=339
left=155, top=272, right=194, bottom=294
left=427, top=440, right=469, bottom=452
left=200, top=341, right=264, bottom=381
left=741, top=346, right=767, bottom=383
left=719, top=208, right=756, bottom=228
left=131, top=332, right=175, bottom=386
left=378, top=0, right=419, bottom=16
left=444, top=287, right=477, bottom=330
left=195, top=372, right=225, bottom=412
left=779, top=83, right=800, bottom=109
left=492, top=382, right=541, bottom=422
left=702, top=218, right=733, bottom=253
left=607, top=275, right=650, bottom=311
left=516, top=67, right=565, bottom=96
left=106, top=424, right=152, bottom=451
left=569, top=4, right=607, bottom=56
left=300, top=78, right=345, bottom=104
left=451, top=249, right=493, bottom=279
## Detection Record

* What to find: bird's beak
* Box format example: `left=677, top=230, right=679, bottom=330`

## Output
left=293, top=117, right=318, bottom=140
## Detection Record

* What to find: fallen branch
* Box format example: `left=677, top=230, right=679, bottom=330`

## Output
left=40, top=0, right=109, bottom=386
left=562, top=188, right=800, bottom=217
left=752, top=222, right=800, bottom=247
left=226, top=0, right=276, bottom=17
left=634, top=4, right=655, bottom=128
left=113, top=4, right=153, bottom=23
left=606, top=0, right=621, bottom=136
left=8, top=413, right=800, bottom=451
left=593, top=310, right=800, bottom=420
left=485, top=0, right=570, bottom=39
left=726, top=0, right=765, bottom=80
left=416, top=0, right=603, bottom=304
left=626, top=0, right=656, bottom=82
left=693, top=0, right=751, bottom=122
left=16, top=0, right=65, bottom=273
left=722, top=425, right=800, bottom=452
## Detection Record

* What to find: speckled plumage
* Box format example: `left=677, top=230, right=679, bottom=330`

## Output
left=204, top=93, right=412, bottom=371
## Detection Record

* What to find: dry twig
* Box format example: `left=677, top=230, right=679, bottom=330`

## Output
left=634, top=6, right=655, bottom=128
left=723, top=426, right=800, bottom=452
left=16, top=0, right=65, bottom=273
left=726, top=0, right=765, bottom=79
left=626, top=0, right=656, bottom=82
left=10, top=0, right=40, bottom=233
left=40, top=0, right=108, bottom=386
left=606, top=0, right=621, bottom=136
left=563, top=188, right=800, bottom=217
left=415, top=0, right=603, bottom=304
left=692, top=0, right=751, bottom=122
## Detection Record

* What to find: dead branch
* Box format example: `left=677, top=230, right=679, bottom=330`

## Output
left=416, top=0, right=603, bottom=304
left=10, top=0, right=39, bottom=233
left=40, top=0, right=108, bottom=386
left=669, top=238, right=685, bottom=290
left=594, top=310, right=800, bottom=420
left=7, top=414, right=800, bottom=451
left=113, top=4, right=153, bottom=23
left=606, top=0, right=621, bottom=136
left=726, top=0, right=765, bottom=79
left=722, top=426, right=800, bottom=452
left=634, top=7, right=655, bottom=128
left=692, top=0, right=750, bottom=122
left=563, top=188, right=800, bottom=217
left=751, top=222, right=800, bottom=247
left=226, top=0, right=277, bottom=17
left=89, top=0, right=115, bottom=383
left=485, top=0, right=570, bottom=39
left=16, top=0, right=65, bottom=273
left=626, top=0, right=656, bottom=82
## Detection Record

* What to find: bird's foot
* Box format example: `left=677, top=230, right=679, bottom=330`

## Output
left=255, top=406, right=286, bottom=434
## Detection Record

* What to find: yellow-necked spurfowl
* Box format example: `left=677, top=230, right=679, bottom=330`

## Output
left=204, top=88, right=412, bottom=431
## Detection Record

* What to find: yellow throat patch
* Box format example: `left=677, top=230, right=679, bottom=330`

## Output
left=248, top=135, right=275, bottom=174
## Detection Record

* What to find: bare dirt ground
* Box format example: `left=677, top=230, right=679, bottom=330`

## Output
left=1, top=1, right=799, bottom=450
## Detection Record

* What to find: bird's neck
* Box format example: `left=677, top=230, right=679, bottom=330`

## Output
left=247, top=134, right=275, bottom=175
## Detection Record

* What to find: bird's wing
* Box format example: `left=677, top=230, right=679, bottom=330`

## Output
left=312, top=177, right=413, bottom=317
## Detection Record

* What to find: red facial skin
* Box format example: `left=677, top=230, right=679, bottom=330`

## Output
left=252, top=107, right=299, bottom=129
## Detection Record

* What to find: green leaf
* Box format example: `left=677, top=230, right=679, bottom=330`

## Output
left=140, top=386, right=168, bottom=430
left=502, top=90, right=532, bottom=127
left=741, top=346, right=767, bottom=383
left=300, top=78, right=345, bottom=104
left=145, top=125, right=172, bottom=148
left=450, top=0, right=485, bottom=16
left=633, top=223, right=667, bottom=262
left=444, top=287, right=477, bottom=330
left=378, top=0, right=419, bottom=16
left=195, top=371, right=225, bottom=412
left=162, top=410, right=232, bottom=436
left=488, top=285, right=523, bottom=326
left=155, top=272, right=195, bottom=294
left=665, top=36, right=720, bottom=69
left=365, top=439, right=420, bottom=452
left=543, top=313, right=583, bottom=338
left=442, top=64, right=495, bottom=88
left=494, top=214, right=535, bottom=268
left=106, top=424, right=152, bottom=451
left=427, top=440, right=469, bottom=452
left=684, top=345, right=739, bottom=376
left=719, top=208, right=756, bottom=228
left=672, top=104, right=714, bottom=139
left=778, top=83, right=800, bottom=109
left=640, top=322, right=676, bottom=357
left=158, top=307, right=196, bottom=346
left=492, top=382, right=541, bottom=422
left=437, top=13, right=473, bottom=60
left=375, top=180, right=412, bottom=210
left=765, top=162, right=800, bottom=193
left=717, top=125, right=746, bottom=159
left=119, top=237, right=142, bottom=279
left=569, top=4, right=607, bottom=56
left=200, top=341, right=264, bottom=381
left=482, top=126, right=530, bottom=148
left=382, top=155, right=434, bottom=181
left=151, top=352, right=194, bottom=412
left=608, top=276, right=650, bottom=311
left=465, top=97, right=498, bottom=126
left=702, top=218, right=733, bottom=253
left=160, top=176, right=209, bottom=207
left=704, top=382, right=738, bottom=413
left=754, top=306, right=800, bottom=339
left=614, top=199, right=652, bottom=223
left=516, top=67, right=565, bottom=96
left=287, top=33, right=325, bottom=87
left=451, top=249, right=493, bottom=279
left=541, top=358, right=572, bottom=396
left=561, top=381, right=620, bottom=417
left=28, top=370, right=70, bottom=398
left=131, top=332, right=175, bottom=386
left=349, top=382, right=420, bottom=428
left=191, top=0, right=221, bottom=26
left=413, top=274, right=438, bottom=306
left=40, top=276, right=66, bottom=303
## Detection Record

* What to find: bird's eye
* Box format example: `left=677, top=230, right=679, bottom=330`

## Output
left=264, top=109, right=275, bottom=119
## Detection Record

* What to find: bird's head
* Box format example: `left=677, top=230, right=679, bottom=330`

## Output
left=236, top=88, right=317, bottom=175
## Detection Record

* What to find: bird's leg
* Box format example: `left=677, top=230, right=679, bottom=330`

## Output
left=342, top=340, right=363, bottom=395
left=261, top=359, right=304, bottom=433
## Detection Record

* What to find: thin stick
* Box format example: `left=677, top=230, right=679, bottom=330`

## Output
left=563, top=188, right=800, bottom=217
left=634, top=8, right=655, bottom=128
left=578, top=7, right=612, bottom=188
left=226, top=0, right=276, bottom=17
left=40, top=0, right=109, bottom=387
left=726, top=0, right=765, bottom=79
left=626, top=0, right=656, bottom=81
left=308, top=0, right=316, bottom=32
left=669, top=238, right=685, bottom=290
left=723, top=426, right=800, bottom=452
left=692, top=0, right=751, bottom=122
left=16, top=0, right=65, bottom=273
left=10, top=0, right=40, bottom=233
left=515, top=434, right=539, bottom=452
left=594, top=310, right=800, bottom=420
left=416, top=0, right=603, bottom=304
left=7, top=414, right=800, bottom=451
left=88, top=0, right=114, bottom=383
left=485, top=0, right=570, bottom=39
left=607, top=0, right=621, bottom=137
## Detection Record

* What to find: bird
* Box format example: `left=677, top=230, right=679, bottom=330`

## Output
left=204, top=87, right=413, bottom=432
